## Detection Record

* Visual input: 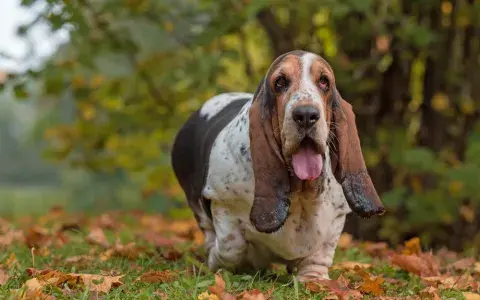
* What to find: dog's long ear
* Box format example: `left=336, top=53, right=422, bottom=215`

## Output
left=249, top=79, right=290, bottom=233
left=331, top=91, right=385, bottom=217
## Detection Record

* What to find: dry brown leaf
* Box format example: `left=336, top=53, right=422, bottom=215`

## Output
left=332, top=261, right=371, bottom=271
left=135, top=270, right=177, bottom=283
left=0, top=267, right=8, bottom=285
left=464, top=292, right=480, bottom=300
left=390, top=253, right=440, bottom=277
left=100, top=240, right=149, bottom=261
left=0, top=229, right=24, bottom=247
left=419, top=286, right=440, bottom=300
left=95, top=213, right=119, bottom=230
left=238, top=289, right=267, bottom=300
left=450, top=257, right=475, bottom=271
left=305, top=277, right=362, bottom=300
left=74, top=273, right=123, bottom=293
left=86, top=227, right=110, bottom=248
left=361, top=241, right=390, bottom=258
left=207, top=273, right=236, bottom=300
left=422, top=275, right=478, bottom=290
left=65, top=254, right=95, bottom=267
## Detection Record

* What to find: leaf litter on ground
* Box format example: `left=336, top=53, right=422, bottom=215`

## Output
left=0, top=207, right=478, bottom=299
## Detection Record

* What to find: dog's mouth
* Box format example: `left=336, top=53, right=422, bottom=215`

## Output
left=291, top=137, right=324, bottom=181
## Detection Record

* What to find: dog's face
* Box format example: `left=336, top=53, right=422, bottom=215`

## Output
left=265, top=51, right=335, bottom=181
left=248, top=50, right=385, bottom=234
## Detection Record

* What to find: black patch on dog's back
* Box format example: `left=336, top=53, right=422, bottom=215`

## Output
left=171, top=97, right=250, bottom=225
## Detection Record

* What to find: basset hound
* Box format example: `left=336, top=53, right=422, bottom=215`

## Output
left=171, top=50, right=385, bottom=281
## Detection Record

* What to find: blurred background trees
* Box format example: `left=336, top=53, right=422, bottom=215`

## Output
left=1, top=0, right=479, bottom=251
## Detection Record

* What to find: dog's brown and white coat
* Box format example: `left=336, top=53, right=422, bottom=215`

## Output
left=171, top=50, right=385, bottom=281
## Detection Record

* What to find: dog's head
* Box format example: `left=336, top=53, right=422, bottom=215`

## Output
left=248, top=50, right=385, bottom=233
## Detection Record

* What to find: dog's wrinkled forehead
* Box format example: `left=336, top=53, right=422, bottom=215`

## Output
left=265, top=50, right=335, bottom=89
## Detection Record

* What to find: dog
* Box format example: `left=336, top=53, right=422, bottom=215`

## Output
left=171, top=50, right=385, bottom=282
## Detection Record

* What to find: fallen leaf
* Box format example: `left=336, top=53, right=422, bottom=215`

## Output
left=135, top=270, right=177, bottom=283
left=450, top=257, right=475, bottom=271
left=390, top=252, right=440, bottom=277
left=95, top=213, right=119, bottom=230
left=65, top=255, right=95, bottom=266
left=0, top=267, right=8, bottom=285
left=305, top=277, right=362, bottom=299
left=402, top=237, right=421, bottom=255
left=474, top=262, right=480, bottom=274
left=354, top=266, right=384, bottom=296
left=86, top=227, right=110, bottom=248
left=422, top=275, right=478, bottom=290
left=361, top=241, right=390, bottom=258
left=238, top=289, right=267, bottom=300
left=100, top=240, right=149, bottom=261
left=23, top=270, right=124, bottom=294
left=332, top=261, right=372, bottom=271
left=75, top=273, right=123, bottom=293
left=464, top=292, right=480, bottom=300
left=419, top=286, right=440, bottom=300
left=5, top=252, right=18, bottom=269
left=198, top=291, right=219, bottom=300
left=207, top=273, right=236, bottom=300
left=0, top=229, right=24, bottom=247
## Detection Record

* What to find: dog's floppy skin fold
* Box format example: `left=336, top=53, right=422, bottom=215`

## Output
left=171, top=51, right=384, bottom=281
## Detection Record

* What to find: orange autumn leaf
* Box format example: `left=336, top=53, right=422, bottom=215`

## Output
left=332, top=261, right=372, bottom=271
left=207, top=273, right=236, bottom=300
left=390, top=252, right=440, bottom=277
left=238, top=288, right=268, bottom=300
left=305, top=276, right=362, bottom=299
left=135, top=270, right=177, bottom=283
left=354, top=266, right=384, bottom=296
left=402, top=237, right=421, bottom=255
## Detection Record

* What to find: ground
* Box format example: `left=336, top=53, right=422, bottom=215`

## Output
left=0, top=207, right=478, bottom=299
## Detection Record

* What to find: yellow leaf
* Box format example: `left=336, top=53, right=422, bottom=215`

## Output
left=80, top=104, right=96, bottom=121
left=448, top=180, right=463, bottom=195
left=402, top=237, right=421, bottom=255
left=431, top=92, right=450, bottom=112
left=441, top=1, right=453, bottom=14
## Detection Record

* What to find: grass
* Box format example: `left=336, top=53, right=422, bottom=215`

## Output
left=0, top=210, right=472, bottom=299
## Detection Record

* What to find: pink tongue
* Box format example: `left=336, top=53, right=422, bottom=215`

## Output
left=292, top=146, right=323, bottom=181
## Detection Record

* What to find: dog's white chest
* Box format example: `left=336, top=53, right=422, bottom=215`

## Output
left=202, top=99, right=350, bottom=264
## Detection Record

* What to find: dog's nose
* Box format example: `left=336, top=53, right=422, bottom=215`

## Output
left=292, top=105, right=320, bottom=129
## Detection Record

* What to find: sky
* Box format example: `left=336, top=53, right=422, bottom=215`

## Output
left=0, top=0, right=69, bottom=72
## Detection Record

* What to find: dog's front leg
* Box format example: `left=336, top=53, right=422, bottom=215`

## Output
left=207, top=206, right=247, bottom=272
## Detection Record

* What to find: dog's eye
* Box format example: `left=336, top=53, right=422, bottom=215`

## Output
left=318, top=76, right=329, bottom=90
left=274, top=76, right=289, bottom=92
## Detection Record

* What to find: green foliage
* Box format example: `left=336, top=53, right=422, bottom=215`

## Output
left=6, top=0, right=480, bottom=249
